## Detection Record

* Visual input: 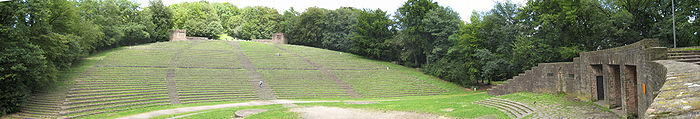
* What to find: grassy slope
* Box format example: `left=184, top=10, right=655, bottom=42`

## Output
left=54, top=41, right=613, bottom=119
left=63, top=41, right=464, bottom=118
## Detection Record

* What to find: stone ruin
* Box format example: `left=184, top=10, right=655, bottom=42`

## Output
left=169, top=29, right=210, bottom=41
left=252, top=33, right=287, bottom=44
left=487, top=39, right=700, bottom=118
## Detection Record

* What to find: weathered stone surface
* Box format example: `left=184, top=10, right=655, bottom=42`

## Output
left=234, top=109, right=268, bottom=117
left=645, top=60, right=700, bottom=118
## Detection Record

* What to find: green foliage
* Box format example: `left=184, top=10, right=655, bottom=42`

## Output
left=147, top=0, right=174, bottom=42
left=394, top=0, right=439, bottom=67
left=235, top=6, right=281, bottom=39
left=170, top=1, right=223, bottom=39
left=350, top=9, right=397, bottom=60
left=0, top=0, right=170, bottom=115
left=0, top=40, right=55, bottom=116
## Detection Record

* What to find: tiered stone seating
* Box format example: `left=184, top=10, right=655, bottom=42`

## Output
left=333, top=70, right=445, bottom=97
left=9, top=40, right=457, bottom=118
left=473, top=98, right=535, bottom=119
left=261, top=70, right=353, bottom=99
left=61, top=67, right=171, bottom=118
left=174, top=69, right=259, bottom=103
left=9, top=91, right=63, bottom=119
left=99, top=49, right=177, bottom=67
left=241, top=43, right=315, bottom=69
left=175, top=49, right=241, bottom=68
left=277, top=44, right=386, bottom=69
left=667, top=49, right=700, bottom=65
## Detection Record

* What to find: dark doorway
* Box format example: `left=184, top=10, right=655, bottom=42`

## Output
left=597, top=76, right=605, bottom=100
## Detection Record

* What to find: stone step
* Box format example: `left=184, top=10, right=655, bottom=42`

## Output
left=474, top=101, right=516, bottom=118
left=180, top=98, right=251, bottom=104
left=19, top=109, right=58, bottom=116
left=667, top=52, right=700, bottom=56
left=490, top=98, right=535, bottom=112
left=178, top=92, right=255, bottom=96
left=62, top=100, right=169, bottom=116
left=480, top=100, right=526, bottom=117
left=24, top=102, right=61, bottom=109
left=179, top=96, right=258, bottom=101
left=64, top=97, right=169, bottom=110
left=668, top=55, right=700, bottom=59
left=675, top=58, right=700, bottom=62
left=70, top=85, right=155, bottom=91
left=11, top=112, right=56, bottom=119
left=175, top=87, right=254, bottom=91
left=66, top=90, right=167, bottom=98
left=68, top=87, right=167, bottom=94
left=62, top=103, right=170, bottom=119
left=473, top=98, right=535, bottom=119
left=22, top=106, right=59, bottom=113
left=65, top=94, right=168, bottom=105
left=67, top=91, right=167, bottom=100
left=485, top=99, right=531, bottom=115
left=177, top=90, right=255, bottom=94
left=667, top=50, right=700, bottom=53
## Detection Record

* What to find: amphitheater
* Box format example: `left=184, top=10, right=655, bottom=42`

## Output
left=5, top=39, right=700, bottom=119
left=8, top=40, right=447, bottom=118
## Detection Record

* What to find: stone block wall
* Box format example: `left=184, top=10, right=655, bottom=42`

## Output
left=170, top=29, right=187, bottom=41
left=487, top=39, right=670, bottom=118
left=251, top=33, right=287, bottom=44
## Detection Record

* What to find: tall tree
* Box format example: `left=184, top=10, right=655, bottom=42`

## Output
left=148, top=0, right=173, bottom=42
left=394, top=0, right=438, bottom=67
left=351, top=9, right=397, bottom=60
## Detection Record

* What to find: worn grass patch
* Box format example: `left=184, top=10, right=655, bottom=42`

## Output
left=293, top=92, right=505, bottom=118
left=151, top=104, right=297, bottom=119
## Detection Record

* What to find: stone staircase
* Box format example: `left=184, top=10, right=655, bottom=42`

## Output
left=473, top=98, right=535, bottom=119
left=486, top=65, right=545, bottom=96
left=667, top=49, right=700, bottom=65
left=9, top=91, right=64, bottom=119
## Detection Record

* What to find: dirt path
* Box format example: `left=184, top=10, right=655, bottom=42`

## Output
left=115, top=100, right=338, bottom=119
left=116, top=93, right=485, bottom=119
left=292, top=106, right=452, bottom=119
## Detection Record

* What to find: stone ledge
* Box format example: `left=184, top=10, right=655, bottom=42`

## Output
left=645, top=60, right=700, bottom=118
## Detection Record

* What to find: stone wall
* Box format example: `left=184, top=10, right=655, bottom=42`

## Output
left=169, top=29, right=211, bottom=41
left=487, top=39, right=668, bottom=118
left=169, top=29, right=187, bottom=41
left=251, top=33, right=287, bottom=44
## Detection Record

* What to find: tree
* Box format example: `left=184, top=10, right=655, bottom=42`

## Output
left=148, top=0, right=173, bottom=42
left=394, top=0, right=439, bottom=67
left=421, top=6, right=462, bottom=64
left=351, top=9, right=396, bottom=60
left=170, top=1, right=223, bottom=39
left=235, top=6, right=281, bottom=39
left=290, top=7, right=328, bottom=47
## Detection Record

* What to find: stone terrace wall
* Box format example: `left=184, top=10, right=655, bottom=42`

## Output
left=487, top=39, right=668, bottom=117
left=251, top=33, right=287, bottom=44
left=645, top=60, right=700, bottom=118
left=487, top=62, right=576, bottom=95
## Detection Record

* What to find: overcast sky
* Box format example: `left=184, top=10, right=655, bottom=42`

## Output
left=136, top=0, right=527, bottom=22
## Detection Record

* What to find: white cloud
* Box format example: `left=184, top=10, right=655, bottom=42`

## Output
left=138, top=0, right=527, bottom=22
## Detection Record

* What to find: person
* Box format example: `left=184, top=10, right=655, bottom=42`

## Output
left=259, top=80, right=263, bottom=88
